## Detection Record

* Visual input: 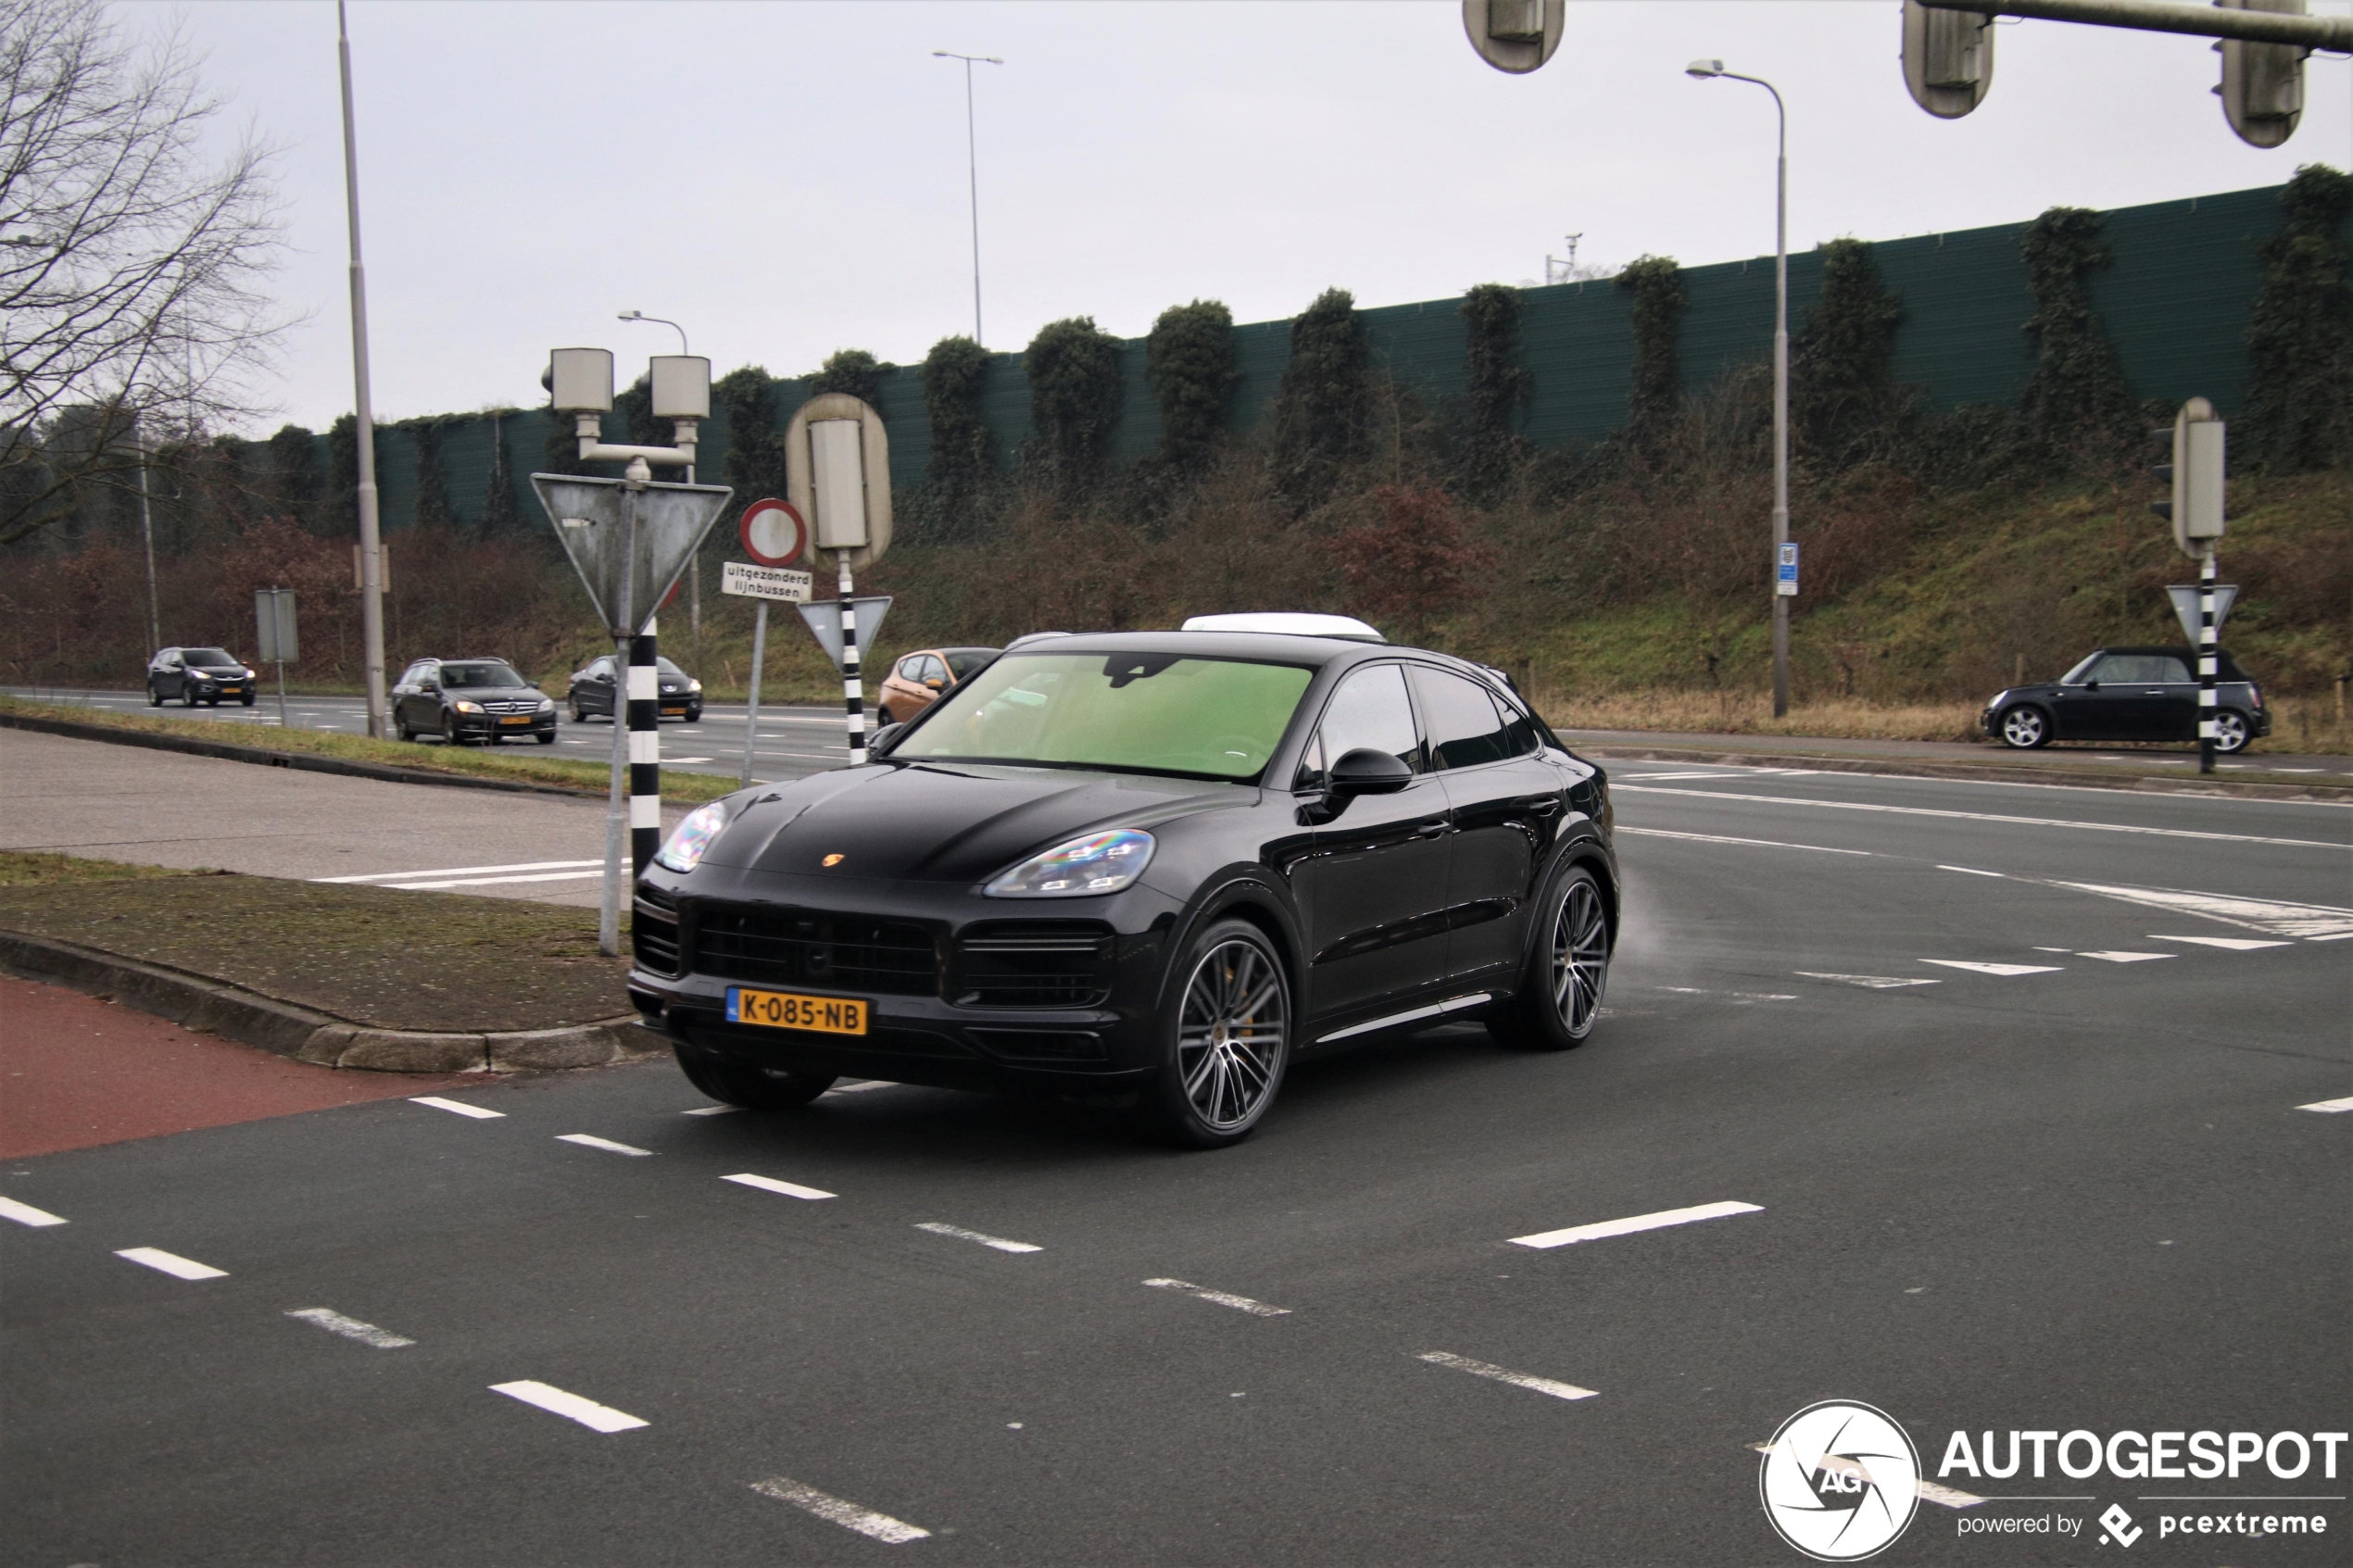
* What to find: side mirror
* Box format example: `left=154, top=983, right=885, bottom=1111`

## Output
left=420, top=679, right=438, bottom=693
left=924, top=679, right=943, bottom=690
left=2082, top=680, right=2100, bottom=691
left=1329, top=747, right=1413, bottom=797
left=870, top=721, right=904, bottom=754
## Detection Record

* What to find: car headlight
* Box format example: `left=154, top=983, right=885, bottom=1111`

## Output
left=656, top=800, right=730, bottom=873
left=985, top=829, right=1154, bottom=897
left=453, top=699, right=484, bottom=714
left=537, top=697, right=556, bottom=713
left=242, top=669, right=256, bottom=679
left=688, top=679, right=702, bottom=693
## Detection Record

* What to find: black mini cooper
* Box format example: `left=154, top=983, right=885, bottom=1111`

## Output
left=627, top=631, right=1617, bottom=1147
left=1982, top=646, right=2269, bottom=752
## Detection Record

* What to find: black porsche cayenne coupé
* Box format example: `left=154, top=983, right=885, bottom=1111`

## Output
left=626, top=631, right=1617, bottom=1147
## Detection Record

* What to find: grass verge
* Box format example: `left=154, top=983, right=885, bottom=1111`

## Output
left=0, top=850, right=207, bottom=888
left=0, top=872, right=631, bottom=1033
left=0, top=696, right=742, bottom=803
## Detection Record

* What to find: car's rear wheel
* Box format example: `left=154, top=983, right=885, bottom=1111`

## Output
left=673, top=1045, right=835, bottom=1110
left=570, top=696, right=587, bottom=723
left=1488, top=863, right=1610, bottom=1051
left=2209, top=709, right=2252, bottom=754
left=1141, top=919, right=1290, bottom=1148
left=1998, top=704, right=2052, bottom=749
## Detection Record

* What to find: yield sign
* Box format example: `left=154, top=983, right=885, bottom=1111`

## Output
left=532, top=473, right=736, bottom=638
left=2165, top=583, right=2239, bottom=646
left=796, top=596, right=893, bottom=671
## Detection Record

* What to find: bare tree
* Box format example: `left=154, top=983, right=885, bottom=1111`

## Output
left=0, top=0, right=287, bottom=546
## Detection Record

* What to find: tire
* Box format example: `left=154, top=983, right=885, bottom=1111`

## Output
left=147, top=684, right=161, bottom=707
left=2210, top=709, right=2252, bottom=755
left=1140, top=918, right=1291, bottom=1149
left=240, top=695, right=255, bottom=707
left=673, top=1045, right=835, bottom=1110
left=1997, top=704, right=2052, bottom=749
left=182, top=689, right=199, bottom=707
left=204, top=696, right=219, bottom=707
left=535, top=731, right=557, bottom=745
left=571, top=697, right=587, bottom=724
left=1487, top=862, right=1611, bottom=1051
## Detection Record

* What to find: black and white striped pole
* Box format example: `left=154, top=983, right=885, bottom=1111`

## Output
left=2196, top=547, right=2219, bottom=776
left=2151, top=396, right=2227, bottom=778
left=630, top=615, right=662, bottom=869
left=786, top=394, right=893, bottom=768
left=838, top=554, right=866, bottom=766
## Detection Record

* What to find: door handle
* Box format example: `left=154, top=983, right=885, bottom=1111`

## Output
left=1513, top=795, right=1563, bottom=816
left=1414, top=818, right=1453, bottom=837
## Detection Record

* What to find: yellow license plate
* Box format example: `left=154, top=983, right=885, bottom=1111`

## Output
left=727, top=987, right=868, bottom=1035
left=499, top=715, right=532, bottom=725
left=661, top=706, right=686, bottom=716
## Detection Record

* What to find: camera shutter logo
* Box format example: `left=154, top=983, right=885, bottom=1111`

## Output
left=1758, top=1400, right=1921, bottom=1561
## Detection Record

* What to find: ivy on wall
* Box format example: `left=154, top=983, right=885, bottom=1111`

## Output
left=479, top=411, right=521, bottom=533
left=406, top=417, right=455, bottom=530
left=2241, top=163, right=2351, bottom=476
left=1791, top=239, right=1908, bottom=470
left=1459, top=282, right=1530, bottom=497
left=2018, top=207, right=2139, bottom=457
left=1267, top=287, right=1372, bottom=508
left=1617, top=256, right=1686, bottom=461
left=1146, top=300, right=1239, bottom=470
left=1024, top=316, right=1124, bottom=485
left=812, top=348, right=890, bottom=410
left=919, top=335, right=992, bottom=531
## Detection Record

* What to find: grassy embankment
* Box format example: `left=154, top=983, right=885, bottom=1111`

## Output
left=0, top=696, right=741, bottom=803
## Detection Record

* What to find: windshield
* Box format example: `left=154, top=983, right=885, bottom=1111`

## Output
left=2058, top=653, right=2102, bottom=684
left=656, top=657, right=690, bottom=679
left=185, top=648, right=240, bottom=667
left=890, top=652, right=1314, bottom=780
left=440, top=661, right=526, bottom=689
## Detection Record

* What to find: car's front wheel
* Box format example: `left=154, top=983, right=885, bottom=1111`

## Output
left=1489, top=863, right=1610, bottom=1051
left=240, top=694, right=255, bottom=707
left=1142, top=919, right=1290, bottom=1149
left=2209, top=709, right=2252, bottom=754
left=673, top=1045, right=835, bottom=1110
left=1997, top=704, right=2052, bottom=749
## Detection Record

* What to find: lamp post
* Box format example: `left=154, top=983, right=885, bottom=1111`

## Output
left=1687, top=58, right=1792, bottom=720
left=620, top=310, right=700, bottom=667
left=931, top=51, right=1004, bottom=346
left=337, top=0, right=389, bottom=739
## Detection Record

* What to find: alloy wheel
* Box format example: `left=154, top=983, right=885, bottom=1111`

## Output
left=2210, top=710, right=2249, bottom=753
left=2000, top=707, right=2046, bottom=748
left=1549, top=877, right=1609, bottom=1036
left=1175, top=939, right=1288, bottom=1134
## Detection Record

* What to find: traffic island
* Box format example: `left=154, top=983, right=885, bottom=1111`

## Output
left=0, top=854, right=654, bottom=1073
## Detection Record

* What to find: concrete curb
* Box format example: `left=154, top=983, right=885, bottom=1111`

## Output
left=1571, top=744, right=2353, bottom=803
left=0, top=929, right=657, bottom=1073
left=0, top=710, right=597, bottom=798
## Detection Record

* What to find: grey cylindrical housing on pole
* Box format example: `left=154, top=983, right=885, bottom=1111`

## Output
left=337, top=3, right=389, bottom=742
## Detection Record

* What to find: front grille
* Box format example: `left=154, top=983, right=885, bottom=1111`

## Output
left=953, top=921, right=1114, bottom=1009
left=633, top=886, right=681, bottom=976
left=484, top=698, right=540, bottom=715
left=693, top=904, right=938, bottom=997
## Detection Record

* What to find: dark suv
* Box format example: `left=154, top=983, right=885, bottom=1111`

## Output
left=147, top=647, right=255, bottom=707
left=391, top=658, right=558, bottom=745
left=1983, top=646, right=2269, bottom=753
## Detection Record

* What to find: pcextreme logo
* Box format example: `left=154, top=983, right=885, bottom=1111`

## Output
left=1759, top=1400, right=1923, bottom=1562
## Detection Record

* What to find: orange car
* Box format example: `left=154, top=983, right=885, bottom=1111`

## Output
left=876, top=646, right=998, bottom=724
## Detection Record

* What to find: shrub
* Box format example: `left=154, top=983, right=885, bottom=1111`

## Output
left=1616, top=257, right=1686, bottom=463
left=1145, top=299, right=1238, bottom=470
left=1267, top=287, right=1372, bottom=509
left=1459, top=282, right=1531, bottom=499
left=1023, top=317, right=1124, bottom=486
left=2018, top=207, right=2138, bottom=459
left=2240, top=163, right=2352, bottom=475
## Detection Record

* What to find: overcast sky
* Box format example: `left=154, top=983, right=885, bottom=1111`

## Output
left=117, top=0, right=2353, bottom=433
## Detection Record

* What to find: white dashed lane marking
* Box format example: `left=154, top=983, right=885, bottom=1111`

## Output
left=2296, top=1096, right=2353, bottom=1113
left=1795, top=972, right=1940, bottom=989
left=1618, top=827, right=1871, bottom=856
left=750, top=1477, right=932, bottom=1544
left=0, top=1195, right=68, bottom=1227
left=915, top=1222, right=1040, bottom=1254
left=723, top=1173, right=837, bottom=1201
left=287, top=1308, right=415, bottom=1348
left=2149, top=934, right=2293, bottom=951
left=2075, top=950, right=2176, bottom=963
left=556, top=1135, right=653, bottom=1157
left=1940, top=865, right=2007, bottom=877
left=490, top=1380, right=648, bottom=1433
left=681, top=1105, right=736, bottom=1116
left=1417, top=1351, right=1598, bottom=1401
left=1143, top=1278, right=1291, bottom=1317
left=411, top=1096, right=504, bottom=1119
left=1614, top=784, right=2351, bottom=850
left=1919, top=960, right=2063, bottom=976
left=116, top=1248, right=226, bottom=1280
left=1511, top=1200, right=1764, bottom=1249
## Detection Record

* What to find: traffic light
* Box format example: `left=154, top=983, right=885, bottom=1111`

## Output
left=2150, top=397, right=2227, bottom=558
left=2215, top=0, right=2308, bottom=148
left=1902, top=0, right=1994, bottom=119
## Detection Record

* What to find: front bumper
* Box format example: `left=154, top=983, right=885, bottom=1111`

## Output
left=623, top=863, right=1183, bottom=1096
left=452, top=713, right=556, bottom=738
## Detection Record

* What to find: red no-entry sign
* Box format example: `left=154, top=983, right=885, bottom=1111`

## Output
left=738, top=498, right=806, bottom=568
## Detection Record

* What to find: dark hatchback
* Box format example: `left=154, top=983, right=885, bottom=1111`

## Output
left=146, top=646, right=255, bottom=707
left=390, top=658, right=558, bottom=744
left=566, top=653, right=703, bottom=723
left=1983, top=646, right=2270, bottom=753
left=627, top=631, right=1617, bottom=1147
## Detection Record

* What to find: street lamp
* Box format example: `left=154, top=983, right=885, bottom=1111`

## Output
left=620, top=310, right=699, bottom=663
left=932, top=51, right=1004, bottom=346
left=1687, top=57, right=1793, bottom=720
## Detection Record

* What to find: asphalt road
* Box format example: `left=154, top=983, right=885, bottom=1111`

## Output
left=4, top=763, right=2348, bottom=1565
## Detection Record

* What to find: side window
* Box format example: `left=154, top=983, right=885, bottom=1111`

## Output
left=1411, top=667, right=1513, bottom=771
left=919, top=655, right=949, bottom=684
left=396, top=662, right=425, bottom=686
left=896, top=656, right=925, bottom=681
left=1494, top=691, right=1542, bottom=758
left=1294, top=664, right=1418, bottom=791
left=2149, top=656, right=2192, bottom=684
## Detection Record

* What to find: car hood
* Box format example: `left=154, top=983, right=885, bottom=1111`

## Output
left=444, top=684, right=546, bottom=700
left=700, top=762, right=1252, bottom=884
